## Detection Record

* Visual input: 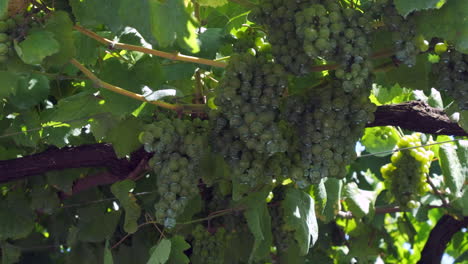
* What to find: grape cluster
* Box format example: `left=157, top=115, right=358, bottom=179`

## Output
left=140, top=117, right=209, bottom=228
left=0, top=14, right=25, bottom=63
left=250, top=0, right=311, bottom=74
left=214, top=52, right=289, bottom=156
left=380, top=2, right=420, bottom=67
left=295, top=2, right=374, bottom=93
left=283, top=81, right=376, bottom=185
left=432, top=49, right=468, bottom=110
left=190, top=225, right=229, bottom=264
left=380, top=133, right=434, bottom=209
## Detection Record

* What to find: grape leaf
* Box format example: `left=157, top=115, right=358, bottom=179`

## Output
left=147, top=239, right=171, bottom=264
left=439, top=143, right=465, bottom=198
left=43, top=11, right=76, bottom=67
left=110, top=180, right=141, bottom=234
left=166, top=236, right=190, bottom=264
left=375, top=54, right=431, bottom=91
left=0, top=191, right=35, bottom=240
left=8, top=73, right=50, bottom=110
left=30, top=183, right=60, bottom=214
left=323, top=178, right=343, bottom=223
left=394, top=0, right=443, bottom=17
left=76, top=203, right=121, bottom=242
left=73, top=31, right=100, bottom=66
left=343, top=182, right=380, bottom=218
left=361, top=126, right=400, bottom=157
left=148, top=0, right=199, bottom=53
left=370, top=84, right=412, bottom=105
left=282, top=187, right=318, bottom=256
left=104, top=240, right=114, bottom=264
left=15, top=30, right=60, bottom=65
left=310, top=178, right=327, bottom=216
left=416, top=0, right=468, bottom=54
left=105, top=116, right=143, bottom=158
left=45, top=91, right=107, bottom=128
left=0, top=71, right=19, bottom=99
left=239, top=188, right=273, bottom=262
left=1, top=242, right=21, bottom=264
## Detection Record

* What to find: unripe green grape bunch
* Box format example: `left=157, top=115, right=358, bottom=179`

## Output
left=0, top=14, right=24, bottom=63
left=214, top=52, right=289, bottom=156
left=431, top=49, right=468, bottom=110
left=381, top=133, right=434, bottom=209
left=140, top=117, right=209, bottom=228
left=190, top=225, right=229, bottom=264
left=250, top=0, right=312, bottom=75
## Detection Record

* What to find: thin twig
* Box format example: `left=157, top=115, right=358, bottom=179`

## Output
left=73, top=25, right=227, bottom=68
left=69, top=58, right=206, bottom=113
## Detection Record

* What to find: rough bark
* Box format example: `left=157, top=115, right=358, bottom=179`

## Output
left=0, top=100, right=466, bottom=185
left=0, top=144, right=150, bottom=184
left=367, top=101, right=467, bottom=136
left=417, top=215, right=468, bottom=264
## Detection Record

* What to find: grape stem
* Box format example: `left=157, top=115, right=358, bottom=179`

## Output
left=73, top=25, right=227, bottom=68
left=69, top=59, right=206, bottom=113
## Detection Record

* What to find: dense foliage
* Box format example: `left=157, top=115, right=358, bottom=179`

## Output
left=0, top=0, right=466, bottom=263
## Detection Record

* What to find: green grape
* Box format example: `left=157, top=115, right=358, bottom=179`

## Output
left=431, top=49, right=468, bottom=110
left=0, top=43, right=7, bottom=55
left=434, top=42, right=448, bottom=55
left=250, top=0, right=312, bottom=74
left=0, top=21, right=8, bottom=33
left=215, top=52, right=289, bottom=157
left=190, top=225, right=228, bottom=264
left=380, top=133, right=434, bottom=209
left=140, top=116, right=209, bottom=228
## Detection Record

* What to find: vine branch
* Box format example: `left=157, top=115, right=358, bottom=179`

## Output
left=69, top=59, right=206, bottom=113
left=73, top=25, right=227, bottom=68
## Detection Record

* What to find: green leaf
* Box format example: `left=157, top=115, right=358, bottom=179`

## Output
left=282, top=187, right=319, bottom=255
left=148, top=0, right=199, bottom=52
left=104, top=240, right=114, bottom=264
left=73, top=31, right=100, bottom=66
left=8, top=73, right=50, bottom=110
left=416, top=0, right=468, bottom=54
left=375, top=54, right=431, bottom=91
left=15, top=30, right=60, bottom=65
left=428, top=88, right=444, bottom=108
left=361, top=126, right=400, bottom=157
left=239, top=188, right=273, bottom=262
left=30, top=183, right=60, bottom=214
left=309, top=178, right=327, bottom=216
left=46, top=169, right=83, bottom=194
left=76, top=203, right=121, bottom=242
left=196, top=0, right=228, bottom=7
left=343, top=182, right=381, bottom=218
left=323, top=178, right=343, bottom=223
left=0, top=191, right=35, bottom=240
left=0, top=0, right=8, bottom=20
left=147, top=239, right=171, bottom=264
left=439, top=142, right=466, bottom=198
left=370, top=84, right=412, bottom=105
left=1, top=242, right=21, bottom=264
left=394, top=0, right=443, bottom=17
left=105, top=116, right=143, bottom=158
left=43, top=11, right=76, bottom=67
left=166, top=236, right=190, bottom=264
left=45, top=91, right=106, bottom=127
left=198, top=28, right=224, bottom=59
left=110, top=180, right=141, bottom=234
left=0, top=71, right=19, bottom=99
